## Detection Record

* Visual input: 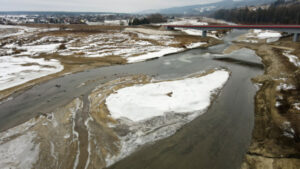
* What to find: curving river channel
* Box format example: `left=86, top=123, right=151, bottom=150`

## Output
left=0, top=30, right=263, bottom=169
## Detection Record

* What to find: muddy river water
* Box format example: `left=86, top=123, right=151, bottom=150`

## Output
left=0, top=30, right=263, bottom=169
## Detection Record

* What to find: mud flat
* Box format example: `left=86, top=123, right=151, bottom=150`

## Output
left=234, top=37, right=300, bottom=168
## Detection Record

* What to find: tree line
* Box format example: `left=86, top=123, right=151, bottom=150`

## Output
left=212, top=0, right=300, bottom=24
left=129, top=14, right=167, bottom=25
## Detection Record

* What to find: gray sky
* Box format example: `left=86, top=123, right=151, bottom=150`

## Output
left=0, top=0, right=221, bottom=13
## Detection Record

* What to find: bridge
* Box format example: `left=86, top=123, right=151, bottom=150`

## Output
left=165, top=25, right=300, bottom=42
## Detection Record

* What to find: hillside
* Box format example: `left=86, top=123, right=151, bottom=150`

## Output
left=140, top=0, right=275, bottom=15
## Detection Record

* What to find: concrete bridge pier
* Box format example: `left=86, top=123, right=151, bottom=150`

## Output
left=202, top=30, right=207, bottom=37
left=293, top=33, right=299, bottom=42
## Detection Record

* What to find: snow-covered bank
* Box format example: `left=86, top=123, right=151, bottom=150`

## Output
left=238, top=29, right=282, bottom=43
left=104, top=70, right=230, bottom=166
left=0, top=56, right=63, bottom=91
left=106, top=70, right=230, bottom=121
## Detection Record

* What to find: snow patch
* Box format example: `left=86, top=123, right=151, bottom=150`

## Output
left=106, top=70, right=230, bottom=122
left=276, top=83, right=296, bottom=91
left=294, top=103, right=300, bottom=110
left=283, top=51, right=300, bottom=67
left=246, top=29, right=281, bottom=43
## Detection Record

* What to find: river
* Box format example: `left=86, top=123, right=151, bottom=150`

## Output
left=0, top=30, right=263, bottom=169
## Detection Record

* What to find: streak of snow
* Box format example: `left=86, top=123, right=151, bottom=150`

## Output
left=186, top=42, right=207, bottom=49
left=18, top=44, right=61, bottom=56
left=70, top=98, right=83, bottom=169
left=127, top=47, right=183, bottom=63
left=84, top=116, right=94, bottom=169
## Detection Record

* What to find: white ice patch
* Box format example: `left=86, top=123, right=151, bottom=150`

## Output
left=0, top=132, right=40, bottom=169
left=127, top=47, right=183, bottom=63
left=283, top=51, right=300, bottom=67
left=0, top=56, right=64, bottom=91
left=106, top=70, right=230, bottom=122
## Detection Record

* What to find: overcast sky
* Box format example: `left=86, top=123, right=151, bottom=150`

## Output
left=0, top=0, right=222, bottom=13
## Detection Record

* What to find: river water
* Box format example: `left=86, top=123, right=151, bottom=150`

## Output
left=0, top=30, right=263, bottom=169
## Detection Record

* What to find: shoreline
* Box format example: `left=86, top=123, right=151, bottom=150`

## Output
left=234, top=37, right=300, bottom=168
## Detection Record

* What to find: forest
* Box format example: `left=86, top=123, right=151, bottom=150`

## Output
left=213, top=0, right=300, bottom=24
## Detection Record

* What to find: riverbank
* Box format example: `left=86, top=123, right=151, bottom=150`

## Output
left=231, top=36, right=300, bottom=168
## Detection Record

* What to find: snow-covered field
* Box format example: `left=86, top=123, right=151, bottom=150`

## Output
left=58, top=32, right=184, bottom=61
left=0, top=24, right=210, bottom=92
left=0, top=56, right=63, bottom=91
left=105, top=70, right=230, bottom=165
left=0, top=25, right=65, bottom=91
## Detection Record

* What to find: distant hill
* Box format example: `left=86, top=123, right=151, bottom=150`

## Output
left=140, top=0, right=276, bottom=15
